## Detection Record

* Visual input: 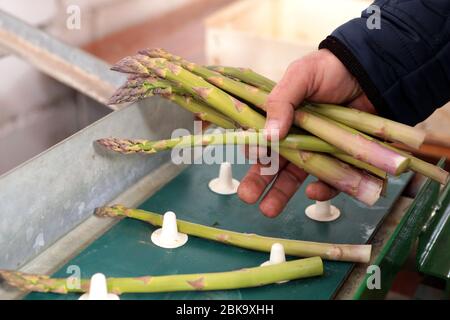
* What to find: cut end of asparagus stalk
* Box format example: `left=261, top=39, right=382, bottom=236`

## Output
left=390, top=153, right=411, bottom=176
left=295, top=110, right=410, bottom=176
left=356, top=173, right=385, bottom=206
left=281, top=150, right=384, bottom=206
left=336, top=244, right=372, bottom=264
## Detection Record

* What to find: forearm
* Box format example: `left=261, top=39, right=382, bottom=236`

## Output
left=320, top=0, right=450, bottom=125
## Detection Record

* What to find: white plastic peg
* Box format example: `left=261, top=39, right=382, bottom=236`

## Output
left=151, top=211, right=188, bottom=249
left=78, top=273, right=119, bottom=300
left=261, top=243, right=288, bottom=283
left=208, top=162, right=240, bottom=195
left=305, top=200, right=341, bottom=222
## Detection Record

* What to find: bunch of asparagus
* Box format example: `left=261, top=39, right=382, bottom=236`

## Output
left=101, top=48, right=449, bottom=206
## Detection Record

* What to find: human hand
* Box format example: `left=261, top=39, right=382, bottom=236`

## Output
left=237, top=49, right=375, bottom=218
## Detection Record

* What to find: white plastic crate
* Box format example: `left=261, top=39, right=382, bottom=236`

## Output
left=205, top=0, right=371, bottom=81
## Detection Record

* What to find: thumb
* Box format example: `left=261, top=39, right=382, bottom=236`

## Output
left=264, top=59, right=313, bottom=140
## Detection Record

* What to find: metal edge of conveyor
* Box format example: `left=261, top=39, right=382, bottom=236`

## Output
left=0, top=8, right=199, bottom=272
left=0, top=9, right=122, bottom=106
left=0, top=10, right=200, bottom=299
left=0, top=98, right=195, bottom=299
left=0, top=159, right=189, bottom=300
left=0, top=95, right=195, bottom=267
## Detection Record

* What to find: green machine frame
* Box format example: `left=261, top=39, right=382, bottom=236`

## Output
left=355, top=158, right=450, bottom=299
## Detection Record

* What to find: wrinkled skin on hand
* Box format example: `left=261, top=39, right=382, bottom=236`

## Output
left=238, top=49, right=375, bottom=218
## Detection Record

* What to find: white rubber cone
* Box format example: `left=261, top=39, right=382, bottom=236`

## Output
left=261, top=243, right=288, bottom=283
left=151, top=211, right=188, bottom=249
left=305, top=200, right=341, bottom=222
left=208, top=162, right=240, bottom=195
left=78, top=273, right=119, bottom=300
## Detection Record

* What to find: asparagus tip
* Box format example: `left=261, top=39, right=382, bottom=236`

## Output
left=111, top=56, right=149, bottom=75
left=138, top=47, right=168, bottom=58
left=96, top=138, right=141, bottom=154
left=0, top=270, right=57, bottom=293
left=0, top=269, right=23, bottom=290
left=107, top=91, right=137, bottom=105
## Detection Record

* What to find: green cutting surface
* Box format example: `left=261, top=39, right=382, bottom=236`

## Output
left=26, top=147, right=412, bottom=300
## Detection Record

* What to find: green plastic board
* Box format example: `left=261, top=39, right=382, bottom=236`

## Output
left=26, top=147, right=412, bottom=300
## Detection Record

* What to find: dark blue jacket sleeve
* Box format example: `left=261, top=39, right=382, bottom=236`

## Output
left=319, top=0, right=450, bottom=125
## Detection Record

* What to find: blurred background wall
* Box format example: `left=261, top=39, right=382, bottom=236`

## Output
left=0, top=0, right=192, bottom=174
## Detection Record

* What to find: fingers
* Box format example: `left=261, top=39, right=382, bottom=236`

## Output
left=265, top=59, right=315, bottom=140
left=238, top=162, right=338, bottom=216
left=305, top=180, right=339, bottom=201
left=237, top=158, right=289, bottom=204
left=243, top=145, right=270, bottom=162
left=259, top=163, right=308, bottom=218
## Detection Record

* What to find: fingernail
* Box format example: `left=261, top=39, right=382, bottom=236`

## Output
left=264, top=120, right=280, bottom=139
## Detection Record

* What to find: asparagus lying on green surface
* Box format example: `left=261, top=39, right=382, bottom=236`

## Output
left=95, top=205, right=372, bottom=263
left=111, top=55, right=385, bottom=206
left=0, top=257, right=323, bottom=294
